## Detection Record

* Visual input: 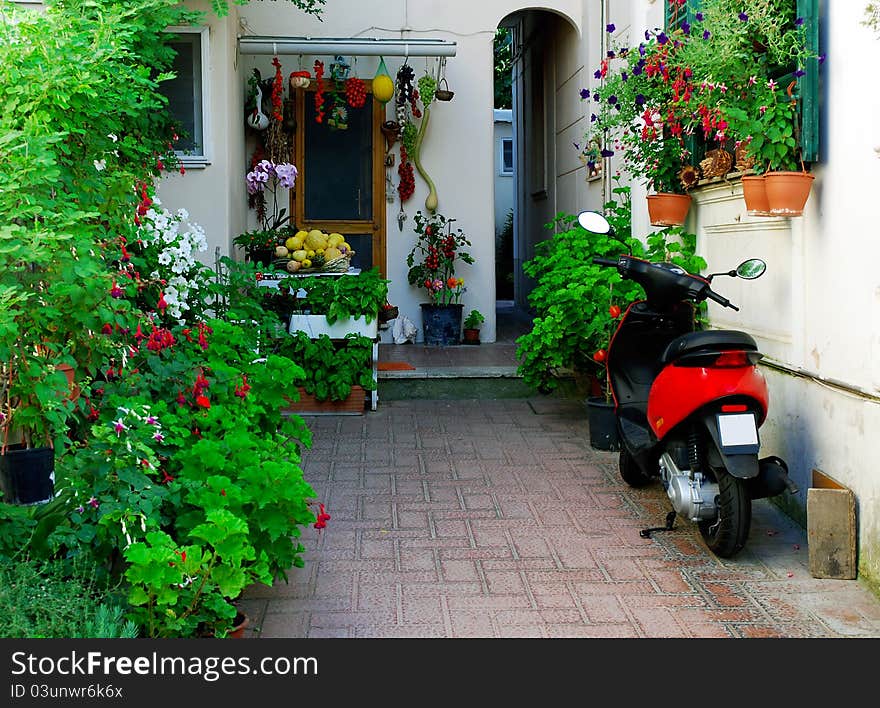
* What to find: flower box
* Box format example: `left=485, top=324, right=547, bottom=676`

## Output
left=288, top=314, right=377, bottom=340
left=281, top=385, right=365, bottom=416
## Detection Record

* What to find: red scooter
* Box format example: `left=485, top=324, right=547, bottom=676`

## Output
left=578, top=210, right=797, bottom=558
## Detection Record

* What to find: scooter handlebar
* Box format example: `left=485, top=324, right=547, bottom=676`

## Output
left=705, top=288, right=740, bottom=311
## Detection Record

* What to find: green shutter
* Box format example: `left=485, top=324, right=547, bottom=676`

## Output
left=797, top=0, right=820, bottom=163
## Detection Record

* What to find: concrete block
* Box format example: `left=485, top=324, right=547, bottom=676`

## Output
left=807, top=487, right=857, bottom=580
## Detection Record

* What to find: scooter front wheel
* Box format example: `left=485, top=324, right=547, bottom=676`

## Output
left=698, top=469, right=751, bottom=558
left=619, top=449, right=654, bottom=488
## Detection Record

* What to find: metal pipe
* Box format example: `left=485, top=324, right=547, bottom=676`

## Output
left=238, top=36, right=457, bottom=57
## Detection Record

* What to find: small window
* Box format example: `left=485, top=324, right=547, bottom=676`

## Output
left=500, top=137, right=514, bottom=175
left=161, top=27, right=210, bottom=165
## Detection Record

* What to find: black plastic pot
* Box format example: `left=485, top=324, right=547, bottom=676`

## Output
left=586, top=397, right=619, bottom=451
left=0, top=445, right=55, bottom=505
left=247, top=247, right=274, bottom=268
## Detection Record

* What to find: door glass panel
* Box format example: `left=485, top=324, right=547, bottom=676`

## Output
left=342, top=233, right=372, bottom=272
left=303, top=100, right=373, bottom=221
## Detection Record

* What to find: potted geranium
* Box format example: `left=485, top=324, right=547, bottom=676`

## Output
left=406, top=211, right=474, bottom=345
left=587, top=22, right=698, bottom=226
left=462, top=309, right=485, bottom=345
left=674, top=0, right=822, bottom=215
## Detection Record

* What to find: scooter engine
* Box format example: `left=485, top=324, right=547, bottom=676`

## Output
left=659, top=452, right=719, bottom=522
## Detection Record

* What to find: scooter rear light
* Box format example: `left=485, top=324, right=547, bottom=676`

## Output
left=714, top=351, right=750, bottom=368
left=721, top=404, right=749, bottom=412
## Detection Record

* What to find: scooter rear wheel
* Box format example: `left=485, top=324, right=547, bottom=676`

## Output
left=698, top=469, right=751, bottom=558
left=619, top=449, right=654, bottom=488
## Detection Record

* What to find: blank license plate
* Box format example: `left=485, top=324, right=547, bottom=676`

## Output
left=717, top=413, right=759, bottom=452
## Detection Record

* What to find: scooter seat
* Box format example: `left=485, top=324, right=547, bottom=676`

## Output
left=660, top=330, right=758, bottom=365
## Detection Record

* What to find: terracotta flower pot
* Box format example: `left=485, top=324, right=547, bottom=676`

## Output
left=647, top=193, right=691, bottom=227
left=462, top=328, right=480, bottom=345
left=741, top=174, right=771, bottom=217
left=764, top=171, right=815, bottom=217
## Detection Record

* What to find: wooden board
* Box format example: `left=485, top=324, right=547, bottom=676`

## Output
left=281, top=385, right=365, bottom=416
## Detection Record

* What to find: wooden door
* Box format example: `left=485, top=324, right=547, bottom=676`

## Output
left=291, top=85, right=387, bottom=277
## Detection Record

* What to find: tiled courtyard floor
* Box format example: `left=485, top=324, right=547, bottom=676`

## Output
left=241, top=397, right=880, bottom=639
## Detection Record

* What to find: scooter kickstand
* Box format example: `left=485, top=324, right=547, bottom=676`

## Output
left=640, top=511, right=677, bottom=539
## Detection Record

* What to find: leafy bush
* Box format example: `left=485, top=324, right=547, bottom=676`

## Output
left=281, top=333, right=377, bottom=401
left=0, top=556, right=133, bottom=638
left=516, top=182, right=706, bottom=394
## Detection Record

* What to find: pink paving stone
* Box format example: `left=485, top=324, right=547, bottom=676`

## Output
left=441, top=559, right=480, bottom=582
left=396, top=511, right=431, bottom=529
left=600, top=558, right=648, bottom=581
left=401, top=596, right=444, bottom=624
left=449, top=610, right=497, bottom=637
left=546, top=623, right=640, bottom=638
left=358, top=537, right=395, bottom=559
left=463, top=493, right=494, bottom=510
left=483, top=570, right=528, bottom=594
left=399, top=548, right=438, bottom=572
left=498, top=625, right=547, bottom=638
left=581, top=595, right=629, bottom=623
left=629, top=607, right=689, bottom=638
left=355, top=625, right=449, bottom=638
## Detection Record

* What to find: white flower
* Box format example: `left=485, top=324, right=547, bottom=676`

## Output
left=93, top=159, right=106, bottom=171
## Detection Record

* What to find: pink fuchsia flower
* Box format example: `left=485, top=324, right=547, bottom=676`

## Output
left=113, top=419, right=127, bottom=436
left=153, top=431, right=164, bottom=442
left=110, top=282, right=124, bottom=299
left=88, top=496, right=99, bottom=509
left=195, top=395, right=211, bottom=409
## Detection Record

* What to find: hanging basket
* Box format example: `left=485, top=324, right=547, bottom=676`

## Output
left=764, top=171, right=815, bottom=217
left=741, top=174, right=771, bottom=216
left=434, top=78, right=454, bottom=101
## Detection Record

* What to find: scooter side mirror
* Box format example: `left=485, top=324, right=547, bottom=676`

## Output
left=735, top=258, right=766, bottom=280
left=577, top=211, right=612, bottom=234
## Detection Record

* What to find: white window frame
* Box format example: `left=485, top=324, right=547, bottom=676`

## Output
left=499, top=136, right=514, bottom=176
left=164, top=26, right=211, bottom=167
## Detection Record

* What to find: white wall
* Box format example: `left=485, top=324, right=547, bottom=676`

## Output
left=597, top=0, right=880, bottom=587
left=156, top=0, right=246, bottom=270
left=493, top=109, right=513, bottom=236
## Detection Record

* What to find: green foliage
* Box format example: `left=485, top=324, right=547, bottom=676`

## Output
left=674, top=0, right=819, bottom=173
left=0, top=0, right=194, bottom=449
left=211, top=0, right=326, bottom=19
left=516, top=182, right=706, bottom=395
left=494, top=27, right=513, bottom=109
left=291, top=268, right=389, bottom=324
left=0, top=556, right=130, bottom=638
left=281, top=333, right=377, bottom=401
left=464, top=310, right=485, bottom=329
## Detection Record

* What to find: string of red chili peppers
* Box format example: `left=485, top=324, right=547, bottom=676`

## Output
left=271, top=56, right=284, bottom=122
left=314, top=60, right=325, bottom=123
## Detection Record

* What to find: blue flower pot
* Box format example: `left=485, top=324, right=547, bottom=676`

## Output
left=420, top=303, right=463, bottom=346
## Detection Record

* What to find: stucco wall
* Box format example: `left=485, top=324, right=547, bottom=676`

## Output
left=156, top=0, right=245, bottom=270
left=599, top=0, right=880, bottom=588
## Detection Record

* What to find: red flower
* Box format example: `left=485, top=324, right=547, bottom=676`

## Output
left=101, top=323, right=113, bottom=335
left=195, top=395, right=210, bottom=409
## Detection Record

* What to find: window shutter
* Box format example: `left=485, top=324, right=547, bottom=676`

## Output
left=797, top=0, right=820, bottom=163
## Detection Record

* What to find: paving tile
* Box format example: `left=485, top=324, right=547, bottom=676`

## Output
left=254, top=397, right=880, bottom=639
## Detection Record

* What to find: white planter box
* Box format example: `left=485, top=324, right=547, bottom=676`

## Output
left=288, top=314, right=378, bottom=340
